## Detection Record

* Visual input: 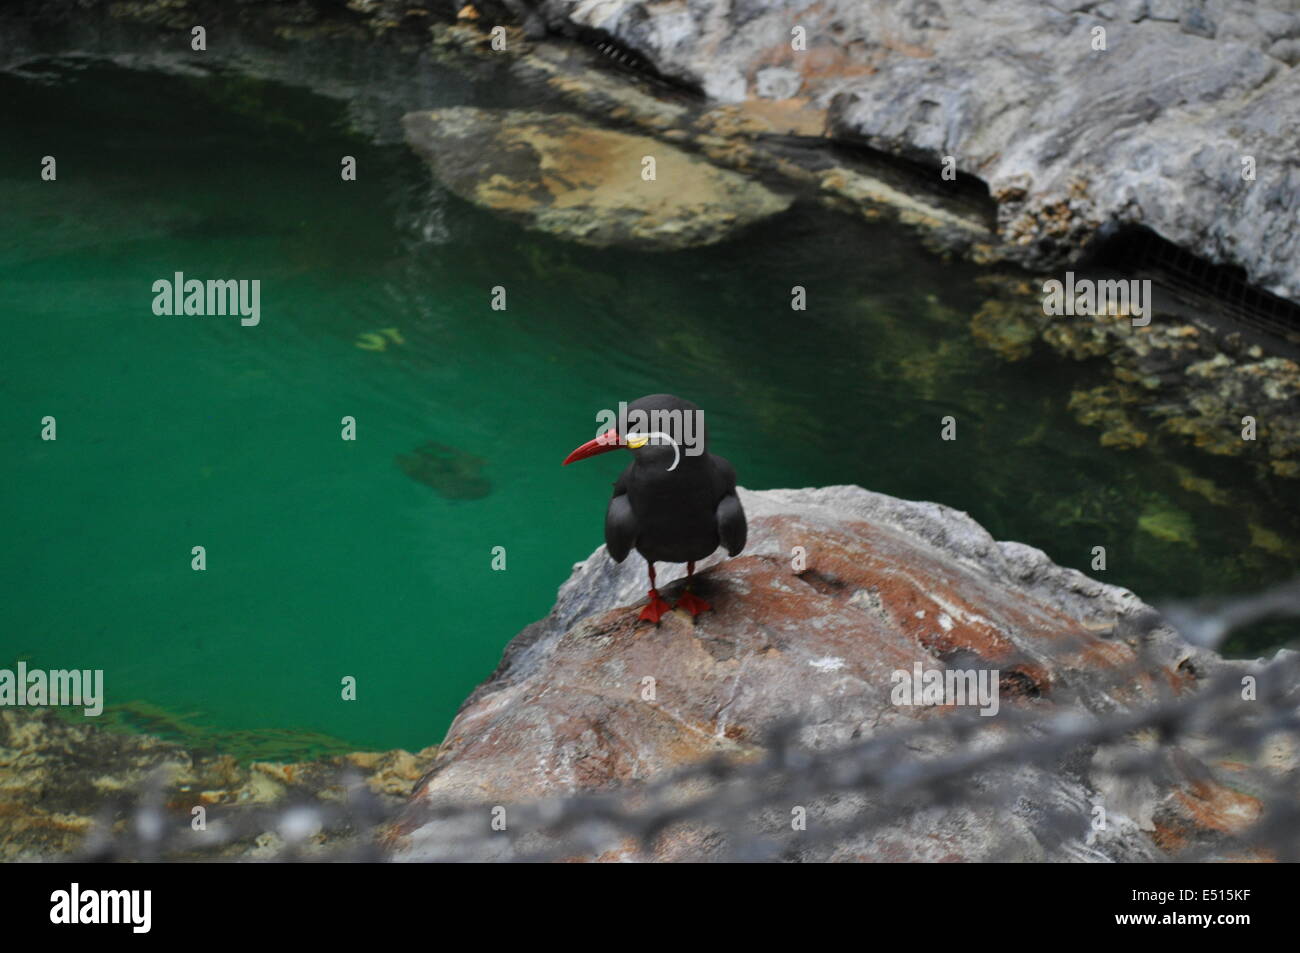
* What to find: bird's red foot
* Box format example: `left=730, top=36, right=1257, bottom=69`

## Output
left=639, top=589, right=673, bottom=623
left=674, top=590, right=712, bottom=617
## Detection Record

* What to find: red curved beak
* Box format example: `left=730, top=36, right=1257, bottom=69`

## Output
left=563, top=428, right=621, bottom=466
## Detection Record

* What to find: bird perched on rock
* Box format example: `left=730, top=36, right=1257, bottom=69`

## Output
left=563, top=394, right=747, bottom=622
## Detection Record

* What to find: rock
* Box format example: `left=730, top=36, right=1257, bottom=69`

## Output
left=3, top=2, right=992, bottom=259
left=13, top=2, right=1297, bottom=295
left=395, top=440, right=492, bottom=499
left=1137, top=502, right=1198, bottom=546
left=492, top=34, right=995, bottom=257
left=1068, top=384, right=1151, bottom=450
left=402, top=107, right=793, bottom=249
left=523, top=0, right=1300, bottom=302
left=970, top=273, right=1300, bottom=477
left=391, top=485, right=1281, bottom=861
left=0, top=708, right=437, bottom=860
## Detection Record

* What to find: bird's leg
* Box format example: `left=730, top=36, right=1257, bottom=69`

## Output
left=674, top=560, right=712, bottom=617
left=639, top=561, right=672, bottom=623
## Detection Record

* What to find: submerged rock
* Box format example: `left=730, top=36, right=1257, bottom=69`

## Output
left=395, top=440, right=491, bottom=499
left=391, top=485, right=1287, bottom=862
left=402, top=107, right=793, bottom=249
left=1137, top=502, right=1199, bottom=547
left=971, top=273, right=1300, bottom=478
left=1068, top=384, right=1151, bottom=450
left=0, top=708, right=437, bottom=861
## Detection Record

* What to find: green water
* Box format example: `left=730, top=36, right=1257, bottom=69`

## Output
left=3, top=60, right=1297, bottom=759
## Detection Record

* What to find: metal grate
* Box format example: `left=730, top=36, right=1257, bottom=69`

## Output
left=1090, top=226, right=1300, bottom=348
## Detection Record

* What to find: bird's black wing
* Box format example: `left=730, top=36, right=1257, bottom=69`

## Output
left=604, top=465, right=637, bottom=563
left=711, top=454, right=747, bottom=556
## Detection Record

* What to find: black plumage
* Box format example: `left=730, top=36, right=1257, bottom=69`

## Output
left=564, top=394, right=747, bottom=621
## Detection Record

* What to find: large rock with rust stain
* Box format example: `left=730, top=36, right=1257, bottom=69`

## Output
left=402, top=107, right=793, bottom=249
left=392, top=486, right=1280, bottom=862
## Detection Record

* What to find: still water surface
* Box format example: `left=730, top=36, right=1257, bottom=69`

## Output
left=2, top=60, right=1295, bottom=758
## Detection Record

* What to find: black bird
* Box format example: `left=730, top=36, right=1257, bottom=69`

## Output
left=563, top=394, right=747, bottom=622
